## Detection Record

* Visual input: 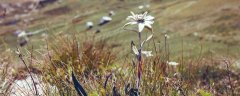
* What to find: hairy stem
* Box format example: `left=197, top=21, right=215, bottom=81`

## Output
left=137, top=32, right=142, bottom=89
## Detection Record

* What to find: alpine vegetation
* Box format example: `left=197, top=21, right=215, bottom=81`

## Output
left=1, top=1, right=240, bottom=96
left=123, top=11, right=154, bottom=91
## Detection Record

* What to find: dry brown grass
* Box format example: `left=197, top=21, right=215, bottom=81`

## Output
left=24, top=34, right=238, bottom=95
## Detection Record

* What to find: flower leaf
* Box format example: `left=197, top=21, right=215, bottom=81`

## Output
left=146, top=34, right=153, bottom=41
left=72, top=72, right=88, bottom=96
left=131, top=41, right=139, bottom=55
left=138, top=23, right=145, bottom=32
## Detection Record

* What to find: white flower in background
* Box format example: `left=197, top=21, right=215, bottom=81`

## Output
left=193, top=32, right=199, bottom=37
left=167, top=61, right=179, bottom=66
left=124, top=11, right=154, bottom=32
left=138, top=5, right=144, bottom=9
left=109, top=10, right=115, bottom=16
left=235, top=59, right=240, bottom=69
left=164, top=34, right=170, bottom=39
left=142, top=51, right=153, bottom=57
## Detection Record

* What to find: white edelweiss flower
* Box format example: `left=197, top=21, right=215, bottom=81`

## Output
left=167, top=61, right=179, bottom=66
left=193, top=32, right=199, bottom=36
left=142, top=51, right=153, bottom=57
left=138, top=5, right=144, bottom=9
left=124, top=11, right=154, bottom=32
left=164, top=34, right=170, bottom=39
left=109, top=10, right=115, bottom=16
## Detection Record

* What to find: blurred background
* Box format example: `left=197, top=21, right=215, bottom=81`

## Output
left=1, top=0, right=239, bottom=68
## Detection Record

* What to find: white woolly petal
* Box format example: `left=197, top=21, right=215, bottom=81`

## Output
left=141, top=41, right=145, bottom=47
left=144, top=22, right=152, bottom=29
left=145, top=15, right=154, bottom=21
left=129, top=21, right=138, bottom=25
left=126, top=16, right=134, bottom=20
left=142, top=51, right=153, bottom=57
left=146, top=34, right=153, bottom=41
left=138, top=23, right=145, bottom=32
left=123, top=22, right=138, bottom=28
left=130, top=11, right=136, bottom=17
left=126, top=21, right=137, bottom=25
left=143, top=11, right=148, bottom=17
left=145, top=20, right=154, bottom=25
left=167, top=61, right=179, bottom=66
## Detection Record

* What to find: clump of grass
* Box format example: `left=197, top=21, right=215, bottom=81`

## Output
left=0, top=49, right=13, bottom=95
left=3, top=33, right=239, bottom=96
left=40, top=34, right=116, bottom=95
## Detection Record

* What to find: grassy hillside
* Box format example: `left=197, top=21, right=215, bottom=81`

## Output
left=1, top=0, right=240, bottom=57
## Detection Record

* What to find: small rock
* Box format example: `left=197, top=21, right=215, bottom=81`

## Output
left=86, top=21, right=94, bottom=30
left=98, top=16, right=112, bottom=26
left=9, top=74, right=58, bottom=96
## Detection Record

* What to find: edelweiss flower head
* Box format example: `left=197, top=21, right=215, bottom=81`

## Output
left=164, top=34, right=170, bottom=39
left=138, top=5, right=144, bottom=9
left=167, top=61, right=179, bottom=66
left=109, top=10, right=115, bottom=16
left=124, top=11, right=154, bottom=32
